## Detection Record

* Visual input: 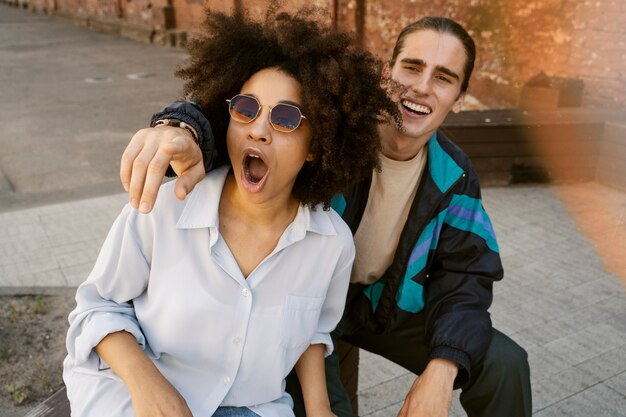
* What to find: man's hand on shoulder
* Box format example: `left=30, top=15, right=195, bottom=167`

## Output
left=120, top=126, right=205, bottom=213
left=397, top=358, right=458, bottom=417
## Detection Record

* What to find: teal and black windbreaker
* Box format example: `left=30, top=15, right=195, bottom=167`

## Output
left=332, top=131, right=503, bottom=386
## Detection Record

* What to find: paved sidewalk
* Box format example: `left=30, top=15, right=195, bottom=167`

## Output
left=1, top=4, right=625, bottom=417
left=0, top=4, right=185, bottom=212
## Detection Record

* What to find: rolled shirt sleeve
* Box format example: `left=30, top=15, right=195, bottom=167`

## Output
left=65, top=204, right=153, bottom=368
left=309, top=229, right=355, bottom=357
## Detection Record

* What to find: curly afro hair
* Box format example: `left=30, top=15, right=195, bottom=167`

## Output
left=177, top=6, right=398, bottom=208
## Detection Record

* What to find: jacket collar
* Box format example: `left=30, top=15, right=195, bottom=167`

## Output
left=427, top=132, right=464, bottom=194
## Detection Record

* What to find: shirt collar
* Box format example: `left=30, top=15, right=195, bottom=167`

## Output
left=175, top=165, right=338, bottom=239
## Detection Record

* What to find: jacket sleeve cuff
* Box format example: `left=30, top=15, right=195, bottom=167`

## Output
left=429, top=346, right=471, bottom=388
left=150, top=101, right=216, bottom=176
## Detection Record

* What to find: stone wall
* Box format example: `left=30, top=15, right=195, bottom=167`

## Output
left=4, top=0, right=626, bottom=109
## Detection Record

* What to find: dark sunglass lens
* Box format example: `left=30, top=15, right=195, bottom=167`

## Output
left=271, top=104, right=302, bottom=132
left=230, top=96, right=259, bottom=122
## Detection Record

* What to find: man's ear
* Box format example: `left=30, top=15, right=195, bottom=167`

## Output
left=382, top=62, right=391, bottom=79
left=452, top=92, right=465, bottom=113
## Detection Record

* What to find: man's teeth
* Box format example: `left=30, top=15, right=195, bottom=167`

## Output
left=248, top=154, right=260, bottom=158
left=402, top=100, right=431, bottom=114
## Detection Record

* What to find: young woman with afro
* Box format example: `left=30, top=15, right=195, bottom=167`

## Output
left=63, top=6, right=397, bottom=417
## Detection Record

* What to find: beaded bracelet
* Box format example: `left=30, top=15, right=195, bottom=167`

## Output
left=152, top=119, right=200, bottom=146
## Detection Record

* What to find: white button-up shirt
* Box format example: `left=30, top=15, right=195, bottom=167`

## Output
left=63, top=166, right=354, bottom=417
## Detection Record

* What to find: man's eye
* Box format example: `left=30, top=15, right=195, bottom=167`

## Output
left=404, top=66, right=420, bottom=72
left=436, top=75, right=452, bottom=83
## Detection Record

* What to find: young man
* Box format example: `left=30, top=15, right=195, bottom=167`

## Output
left=120, top=17, right=531, bottom=417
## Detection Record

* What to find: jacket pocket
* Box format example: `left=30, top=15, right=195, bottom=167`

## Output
left=279, top=295, right=325, bottom=350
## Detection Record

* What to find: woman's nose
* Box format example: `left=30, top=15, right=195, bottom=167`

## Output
left=247, top=107, right=272, bottom=143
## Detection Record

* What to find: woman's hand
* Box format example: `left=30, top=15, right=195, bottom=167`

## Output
left=95, top=331, right=194, bottom=417
left=126, top=369, right=194, bottom=417
left=304, top=405, right=337, bottom=417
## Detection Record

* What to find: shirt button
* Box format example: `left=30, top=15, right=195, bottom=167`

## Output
left=223, top=376, right=231, bottom=385
left=233, top=337, right=242, bottom=344
left=242, top=288, right=250, bottom=297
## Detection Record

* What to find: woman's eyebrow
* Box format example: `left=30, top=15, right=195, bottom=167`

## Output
left=239, top=94, right=302, bottom=108
left=278, top=99, right=302, bottom=108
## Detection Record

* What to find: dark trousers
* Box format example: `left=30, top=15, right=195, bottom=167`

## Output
left=287, top=312, right=532, bottom=417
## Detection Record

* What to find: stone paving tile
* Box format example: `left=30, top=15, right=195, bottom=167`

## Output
left=491, top=303, right=544, bottom=335
left=511, top=318, right=581, bottom=350
left=358, top=373, right=414, bottom=415
left=543, top=309, right=623, bottom=348
left=543, top=323, right=624, bottom=367
left=525, top=347, right=575, bottom=382
left=62, top=262, right=98, bottom=287
left=574, top=346, right=626, bottom=384
left=533, top=382, right=626, bottom=417
left=489, top=285, right=538, bottom=310
left=596, top=296, right=626, bottom=332
left=605, top=371, right=626, bottom=398
left=517, top=290, right=583, bottom=319
left=357, top=350, right=408, bottom=392
left=361, top=401, right=403, bottom=417
left=0, top=193, right=126, bottom=288
left=15, top=269, right=67, bottom=287
left=531, top=366, right=604, bottom=412
left=564, top=276, right=622, bottom=306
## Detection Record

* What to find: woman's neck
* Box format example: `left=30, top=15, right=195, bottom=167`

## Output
left=219, top=174, right=299, bottom=229
left=218, top=174, right=300, bottom=278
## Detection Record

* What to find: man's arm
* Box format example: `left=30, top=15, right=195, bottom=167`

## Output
left=399, top=166, right=503, bottom=417
left=120, top=101, right=214, bottom=213
left=397, top=358, right=457, bottom=417
left=423, top=166, right=502, bottom=385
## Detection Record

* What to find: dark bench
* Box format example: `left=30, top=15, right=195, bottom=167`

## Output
left=24, top=388, right=70, bottom=417
left=442, top=108, right=626, bottom=186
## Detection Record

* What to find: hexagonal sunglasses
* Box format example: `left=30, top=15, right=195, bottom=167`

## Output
left=226, top=94, right=307, bottom=133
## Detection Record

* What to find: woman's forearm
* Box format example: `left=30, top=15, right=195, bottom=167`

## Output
left=95, top=331, right=163, bottom=392
left=294, top=343, right=334, bottom=416
left=95, top=331, right=193, bottom=417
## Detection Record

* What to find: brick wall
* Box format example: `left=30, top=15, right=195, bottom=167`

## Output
left=7, top=0, right=626, bottom=109
left=358, top=0, right=626, bottom=109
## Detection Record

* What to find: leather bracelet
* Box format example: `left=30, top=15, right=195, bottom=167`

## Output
left=152, top=119, right=200, bottom=145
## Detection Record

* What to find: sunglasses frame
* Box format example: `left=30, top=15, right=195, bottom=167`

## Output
left=226, top=94, right=307, bottom=133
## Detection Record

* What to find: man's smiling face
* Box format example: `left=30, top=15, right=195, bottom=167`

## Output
left=388, top=29, right=467, bottom=144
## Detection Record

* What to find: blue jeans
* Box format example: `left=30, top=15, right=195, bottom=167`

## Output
left=213, top=406, right=261, bottom=417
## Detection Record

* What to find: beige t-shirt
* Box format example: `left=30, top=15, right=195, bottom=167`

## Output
left=350, top=147, right=428, bottom=284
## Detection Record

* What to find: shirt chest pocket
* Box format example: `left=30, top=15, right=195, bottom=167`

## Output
left=279, top=295, right=325, bottom=350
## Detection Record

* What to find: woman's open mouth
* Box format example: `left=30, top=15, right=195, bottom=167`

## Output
left=241, top=150, right=269, bottom=192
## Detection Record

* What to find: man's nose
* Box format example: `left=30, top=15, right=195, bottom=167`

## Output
left=411, top=73, right=432, bottom=95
